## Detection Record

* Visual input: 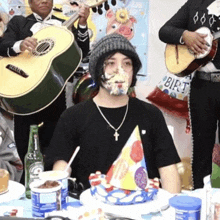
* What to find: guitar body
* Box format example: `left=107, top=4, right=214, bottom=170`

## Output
left=165, top=27, right=218, bottom=77
left=0, top=25, right=82, bottom=115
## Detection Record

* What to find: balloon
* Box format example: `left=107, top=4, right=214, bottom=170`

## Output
left=147, top=72, right=193, bottom=133
left=72, top=72, right=99, bottom=104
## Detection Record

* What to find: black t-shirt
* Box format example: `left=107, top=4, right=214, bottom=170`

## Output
left=45, top=97, right=180, bottom=189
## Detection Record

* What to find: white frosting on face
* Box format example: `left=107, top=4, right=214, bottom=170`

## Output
left=102, top=66, right=129, bottom=95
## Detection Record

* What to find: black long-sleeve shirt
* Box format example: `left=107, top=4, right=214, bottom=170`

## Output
left=45, top=98, right=181, bottom=189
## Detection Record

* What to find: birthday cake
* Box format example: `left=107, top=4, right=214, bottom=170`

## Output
left=89, top=126, right=159, bottom=205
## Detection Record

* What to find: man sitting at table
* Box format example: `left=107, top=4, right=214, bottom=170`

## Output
left=0, top=0, right=90, bottom=184
left=45, top=33, right=182, bottom=194
left=0, top=112, right=23, bottom=182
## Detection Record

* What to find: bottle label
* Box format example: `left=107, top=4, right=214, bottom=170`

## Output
left=27, top=153, right=34, bottom=160
left=29, top=162, right=44, bottom=184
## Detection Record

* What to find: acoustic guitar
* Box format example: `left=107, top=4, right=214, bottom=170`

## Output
left=165, top=27, right=220, bottom=77
left=0, top=0, right=107, bottom=115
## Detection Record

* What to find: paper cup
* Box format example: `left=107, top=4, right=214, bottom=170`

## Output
left=30, top=180, right=62, bottom=218
left=39, top=170, right=74, bottom=209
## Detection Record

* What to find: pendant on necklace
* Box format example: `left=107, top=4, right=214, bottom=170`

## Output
left=114, top=131, right=119, bottom=141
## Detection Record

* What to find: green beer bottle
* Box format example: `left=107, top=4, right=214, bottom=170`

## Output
left=24, top=124, right=44, bottom=199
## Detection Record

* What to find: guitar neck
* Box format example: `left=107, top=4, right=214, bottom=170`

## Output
left=61, top=0, right=108, bottom=29
left=62, top=8, right=80, bottom=29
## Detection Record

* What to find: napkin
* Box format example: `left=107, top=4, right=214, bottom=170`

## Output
left=211, top=143, right=220, bottom=188
left=106, top=125, right=149, bottom=191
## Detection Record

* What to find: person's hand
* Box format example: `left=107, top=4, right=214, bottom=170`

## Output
left=182, top=30, right=209, bottom=55
left=20, top=37, right=37, bottom=52
left=78, top=3, right=90, bottom=26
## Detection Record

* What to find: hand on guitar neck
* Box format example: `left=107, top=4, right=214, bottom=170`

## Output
left=78, top=3, right=90, bottom=27
left=65, top=3, right=90, bottom=30
left=182, top=30, right=209, bottom=55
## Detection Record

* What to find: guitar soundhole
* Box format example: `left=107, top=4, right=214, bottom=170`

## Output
left=32, top=38, right=55, bottom=56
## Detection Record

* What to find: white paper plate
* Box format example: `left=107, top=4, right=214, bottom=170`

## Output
left=0, top=180, right=25, bottom=203
left=80, top=188, right=172, bottom=219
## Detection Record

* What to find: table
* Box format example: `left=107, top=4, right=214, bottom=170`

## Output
left=1, top=189, right=211, bottom=220
left=0, top=194, right=175, bottom=219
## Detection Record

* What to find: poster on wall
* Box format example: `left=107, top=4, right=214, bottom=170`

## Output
left=0, top=0, right=27, bottom=36
left=51, top=0, right=149, bottom=80
left=89, top=0, right=149, bottom=83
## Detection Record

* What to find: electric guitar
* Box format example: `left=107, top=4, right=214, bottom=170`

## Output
left=0, top=0, right=107, bottom=115
left=165, top=27, right=220, bottom=77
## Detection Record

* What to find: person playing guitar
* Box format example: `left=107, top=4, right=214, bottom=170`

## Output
left=159, top=0, right=220, bottom=190
left=0, top=0, right=90, bottom=184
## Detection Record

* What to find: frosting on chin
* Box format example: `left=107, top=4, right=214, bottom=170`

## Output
left=89, top=172, right=159, bottom=205
left=102, top=67, right=129, bottom=95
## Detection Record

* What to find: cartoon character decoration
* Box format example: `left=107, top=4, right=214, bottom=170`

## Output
left=106, top=8, right=136, bottom=40
left=8, top=0, right=26, bottom=18
left=0, top=0, right=26, bottom=37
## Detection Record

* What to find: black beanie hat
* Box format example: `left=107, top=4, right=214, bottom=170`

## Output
left=89, top=33, right=142, bottom=87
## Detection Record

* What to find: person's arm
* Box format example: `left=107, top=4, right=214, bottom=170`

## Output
left=53, top=160, right=71, bottom=176
left=159, top=0, right=208, bottom=55
left=0, top=16, right=22, bottom=57
left=149, top=105, right=181, bottom=192
left=44, top=108, right=79, bottom=174
left=0, top=116, right=23, bottom=182
left=71, top=3, right=90, bottom=58
left=0, top=15, right=37, bottom=57
left=159, top=164, right=181, bottom=194
left=159, top=0, right=190, bottom=44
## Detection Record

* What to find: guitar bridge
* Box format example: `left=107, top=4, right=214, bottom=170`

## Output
left=6, top=64, right=28, bottom=78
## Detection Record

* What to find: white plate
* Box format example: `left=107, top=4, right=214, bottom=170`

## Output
left=80, top=188, right=173, bottom=219
left=0, top=180, right=25, bottom=203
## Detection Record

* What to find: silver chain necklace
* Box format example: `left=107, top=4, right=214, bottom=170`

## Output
left=95, top=102, right=129, bottom=141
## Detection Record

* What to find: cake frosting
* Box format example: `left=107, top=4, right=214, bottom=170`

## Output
left=89, top=171, right=159, bottom=205
left=89, top=126, right=160, bottom=205
left=0, top=169, right=9, bottom=194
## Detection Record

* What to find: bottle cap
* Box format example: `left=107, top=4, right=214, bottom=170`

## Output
left=169, top=196, right=202, bottom=211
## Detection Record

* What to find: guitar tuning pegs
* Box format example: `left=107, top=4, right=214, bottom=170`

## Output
left=111, top=0, right=116, bottom=6
left=104, top=1, right=110, bottom=10
left=92, top=7, right=97, bottom=13
left=98, top=5, right=103, bottom=15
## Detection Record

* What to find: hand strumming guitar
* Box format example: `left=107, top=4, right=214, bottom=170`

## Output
left=20, top=37, right=38, bottom=52
left=182, top=30, right=209, bottom=55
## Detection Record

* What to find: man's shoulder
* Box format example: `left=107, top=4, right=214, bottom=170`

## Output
left=9, top=14, right=34, bottom=26
left=130, top=97, right=160, bottom=112
left=9, top=15, right=27, bottom=22
left=63, top=99, right=93, bottom=115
